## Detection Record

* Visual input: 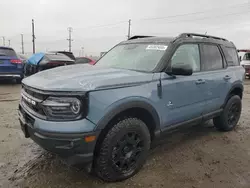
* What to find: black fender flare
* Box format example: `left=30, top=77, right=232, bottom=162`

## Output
left=222, top=81, right=243, bottom=108
left=95, top=100, right=161, bottom=137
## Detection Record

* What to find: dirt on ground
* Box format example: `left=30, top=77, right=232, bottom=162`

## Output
left=1, top=80, right=250, bottom=188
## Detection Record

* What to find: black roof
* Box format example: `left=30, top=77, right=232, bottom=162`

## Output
left=49, top=51, right=75, bottom=60
left=121, top=33, right=235, bottom=48
left=122, top=36, right=174, bottom=44
left=43, top=53, right=74, bottom=62
left=0, top=46, right=14, bottom=50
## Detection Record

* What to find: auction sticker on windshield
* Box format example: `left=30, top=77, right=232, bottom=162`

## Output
left=146, top=45, right=168, bottom=51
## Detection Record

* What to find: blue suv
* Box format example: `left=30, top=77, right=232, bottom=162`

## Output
left=0, top=46, right=23, bottom=83
left=18, top=33, right=245, bottom=182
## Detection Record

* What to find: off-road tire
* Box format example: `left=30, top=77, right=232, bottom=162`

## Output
left=213, top=95, right=242, bottom=132
left=94, top=118, right=151, bottom=182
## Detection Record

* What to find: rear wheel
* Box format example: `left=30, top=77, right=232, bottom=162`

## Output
left=94, top=118, right=151, bottom=182
left=213, top=95, right=242, bottom=131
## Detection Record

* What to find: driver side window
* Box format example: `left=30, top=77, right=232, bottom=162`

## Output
left=171, top=44, right=201, bottom=72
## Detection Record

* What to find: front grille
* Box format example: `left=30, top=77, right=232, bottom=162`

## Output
left=19, top=104, right=35, bottom=126
left=21, top=98, right=46, bottom=116
left=23, top=86, right=47, bottom=101
left=21, top=85, right=47, bottom=118
left=21, top=84, right=88, bottom=121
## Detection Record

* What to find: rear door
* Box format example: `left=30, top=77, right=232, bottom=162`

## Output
left=200, top=44, right=230, bottom=114
left=0, top=47, right=22, bottom=74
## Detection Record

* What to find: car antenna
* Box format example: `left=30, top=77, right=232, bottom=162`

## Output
left=157, top=74, right=162, bottom=98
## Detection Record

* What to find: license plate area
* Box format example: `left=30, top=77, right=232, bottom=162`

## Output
left=19, top=105, right=35, bottom=138
left=20, top=120, right=30, bottom=138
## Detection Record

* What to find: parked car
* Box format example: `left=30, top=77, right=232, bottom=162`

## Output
left=19, top=33, right=244, bottom=182
left=238, top=49, right=250, bottom=77
left=75, top=57, right=96, bottom=65
left=0, top=46, right=23, bottom=83
left=49, top=51, right=76, bottom=61
left=17, top=54, right=28, bottom=64
left=24, top=52, right=75, bottom=77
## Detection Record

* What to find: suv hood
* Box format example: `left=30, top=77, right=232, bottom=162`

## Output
left=22, top=64, right=154, bottom=92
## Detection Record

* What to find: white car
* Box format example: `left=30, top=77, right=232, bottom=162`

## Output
left=238, top=50, right=250, bottom=77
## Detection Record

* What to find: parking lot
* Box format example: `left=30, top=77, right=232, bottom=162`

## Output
left=1, top=80, right=250, bottom=188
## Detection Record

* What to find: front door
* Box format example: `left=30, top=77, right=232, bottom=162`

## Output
left=160, top=44, right=207, bottom=130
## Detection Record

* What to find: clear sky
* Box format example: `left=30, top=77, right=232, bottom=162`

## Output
left=1, top=0, right=250, bottom=56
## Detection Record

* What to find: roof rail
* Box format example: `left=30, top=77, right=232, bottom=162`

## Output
left=128, top=35, right=154, bottom=40
left=179, top=33, right=228, bottom=41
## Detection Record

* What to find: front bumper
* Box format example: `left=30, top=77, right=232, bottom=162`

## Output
left=0, top=73, right=22, bottom=79
left=18, top=104, right=100, bottom=165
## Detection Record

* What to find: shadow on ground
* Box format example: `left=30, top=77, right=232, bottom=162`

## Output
left=10, top=121, right=220, bottom=187
left=0, top=79, right=20, bottom=85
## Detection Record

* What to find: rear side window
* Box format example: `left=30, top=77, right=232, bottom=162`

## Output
left=221, top=46, right=239, bottom=66
left=243, top=53, right=250, bottom=61
left=0, top=48, right=17, bottom=57
left=201, top=44, right=223, bottom=71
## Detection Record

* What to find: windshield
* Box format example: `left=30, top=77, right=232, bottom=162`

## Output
left=243, top=53, right=250, bottom=60
left=95, top=43, right=168, bottom=72
left=0, top=48, right=17, bottom=57
left=75, top=57, right=91, bottom=64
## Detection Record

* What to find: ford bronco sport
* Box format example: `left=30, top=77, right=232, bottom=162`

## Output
left=18, top=33, right=245, bottom=182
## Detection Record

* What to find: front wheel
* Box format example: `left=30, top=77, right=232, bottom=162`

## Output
left=213, top=95, right=242, bottom=131
left=94, top=118, right=151, bottom=182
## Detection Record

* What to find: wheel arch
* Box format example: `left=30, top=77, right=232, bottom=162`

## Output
left=93, top=99, right=161, bottom=159
left=223, top=82, right=243, bottom=108
left=96, top=99, right=161, bottom=134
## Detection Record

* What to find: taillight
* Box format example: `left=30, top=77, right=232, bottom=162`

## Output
left=10, top=59, right=22, bottom=64
left=89, top=61, right=96, bottom=65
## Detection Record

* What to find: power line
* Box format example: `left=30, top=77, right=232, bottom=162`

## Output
left=156, top=10, right=250, bottom=25
left=67, top=27, right=73, bottom=52
left=75, top=21, right=127, bottom=30
left=75, top=2, right=249, bottom=31
left=134, top=2, right=249, bottom=22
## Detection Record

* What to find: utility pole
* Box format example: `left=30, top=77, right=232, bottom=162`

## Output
left=2, top=36, right=5, bottom=46
left=81, top=47, right=84, bottom=56
left=32, top=19, right=36, bottom=54
left=67, top=27, right=73, bottom=52
left=8, top=40, right=10, bottom=47
left=21, top=34, right=24, bottom=54
left=127, top=19, right=131, bottom=39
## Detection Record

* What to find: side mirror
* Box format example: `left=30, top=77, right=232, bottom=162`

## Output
left=239, top=56, right=242, bottom=61
left=170, top=63, right=193, bottom=76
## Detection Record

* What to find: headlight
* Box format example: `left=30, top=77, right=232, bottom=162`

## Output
left=42, top=97, right=83, bottom=121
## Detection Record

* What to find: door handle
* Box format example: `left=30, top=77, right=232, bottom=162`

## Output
left=196, top=79, right=206, bottom=85
left=224, top=75, right=232, bottom=81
